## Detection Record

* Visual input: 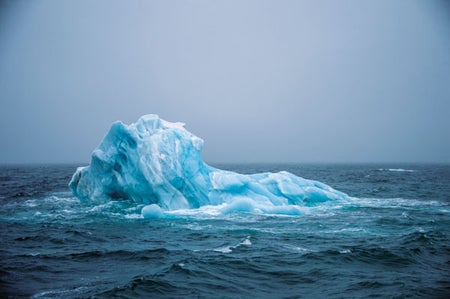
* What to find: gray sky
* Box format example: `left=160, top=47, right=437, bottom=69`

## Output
left=0, top=0, right=449, bottom=164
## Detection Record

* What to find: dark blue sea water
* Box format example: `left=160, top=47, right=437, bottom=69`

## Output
left=1, top=164, right=449, bottom=298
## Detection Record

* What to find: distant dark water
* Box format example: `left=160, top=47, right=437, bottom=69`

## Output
left=1, top=164, right=449, bottom=298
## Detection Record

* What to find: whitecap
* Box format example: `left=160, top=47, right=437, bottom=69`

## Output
left=213, top=236, right=251, bottom=254
left=240, top=236, right=252, bottom=246
left=124, top=213, right=143, bottom=219
left=378, top=168, right=416, bottom=172
left=282, top=244, right=313, bottom=254
left=213, top=246, right=233, bottom=253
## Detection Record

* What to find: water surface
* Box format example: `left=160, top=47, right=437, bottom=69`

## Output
left=1, top=164, right=449, bottom=298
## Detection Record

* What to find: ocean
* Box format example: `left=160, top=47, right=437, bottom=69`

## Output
left=1, top=163, right=449, bottom=298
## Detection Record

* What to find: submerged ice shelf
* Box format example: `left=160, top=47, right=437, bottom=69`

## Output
left=69, top=115, right=349, bottom=215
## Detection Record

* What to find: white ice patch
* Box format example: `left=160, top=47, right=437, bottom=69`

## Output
left=142, top=204, right=165, bottom=219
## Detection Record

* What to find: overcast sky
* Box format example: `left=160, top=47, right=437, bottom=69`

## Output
left=0, top=0, right=449, bottom=164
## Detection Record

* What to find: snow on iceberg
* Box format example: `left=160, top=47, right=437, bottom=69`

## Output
left=69, top=115, right=349, bottom=213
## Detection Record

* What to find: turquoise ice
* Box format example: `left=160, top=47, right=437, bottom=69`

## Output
left=69, top=115, right=349, bottom=212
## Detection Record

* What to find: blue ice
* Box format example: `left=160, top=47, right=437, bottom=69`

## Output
left=69, top=115, right=349, bottom=216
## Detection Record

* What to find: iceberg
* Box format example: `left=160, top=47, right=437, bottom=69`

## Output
left=69, top=115, right=349, bottom=212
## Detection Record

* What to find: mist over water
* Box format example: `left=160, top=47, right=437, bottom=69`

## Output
left=1, top=164, right=449, bottom=298
left=0, top=0, right=449, bottom=164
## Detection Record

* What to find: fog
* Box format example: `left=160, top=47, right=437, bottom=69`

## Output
left=0, top=0, right=449, bottom=163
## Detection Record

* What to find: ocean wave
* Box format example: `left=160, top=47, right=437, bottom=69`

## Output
left=377, top=168, right=416, bottom=172
left=212, top=236, right=252, bottom=253
left=3, top=191, right=449, bottom=224
left=348, top=197, right=448, bottom=210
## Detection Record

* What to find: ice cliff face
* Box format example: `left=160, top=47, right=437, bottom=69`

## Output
left=69, top=115, right=349, bottom=211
